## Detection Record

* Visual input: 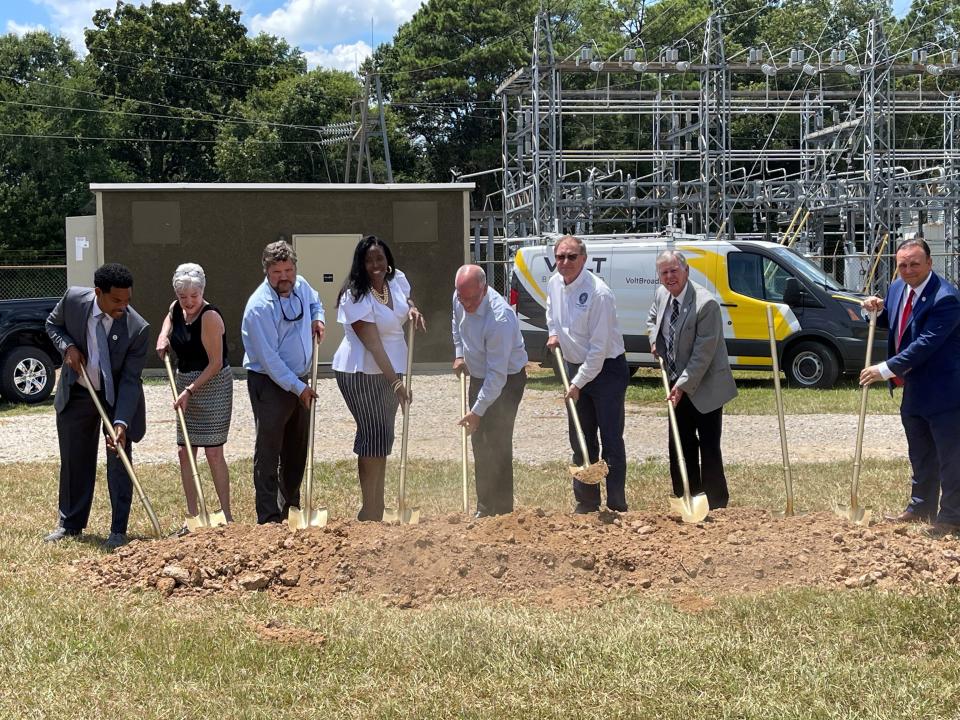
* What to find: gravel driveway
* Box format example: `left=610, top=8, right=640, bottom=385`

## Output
left=0, top=373, right=907, bottom=466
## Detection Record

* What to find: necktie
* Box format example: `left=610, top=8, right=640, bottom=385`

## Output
left=897, top=289, right=914, bottom=352
left=97, top=315, right=115, bottom=406
left=667, top=297, right=680, bottom=380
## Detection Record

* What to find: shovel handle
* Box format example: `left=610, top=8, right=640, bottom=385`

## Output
left=80, top=363, right=162, bottom=538
left=304, top=333, right=320, bottom=517
left=460, top=372, right=469, bottom=514
left=162, top=353, right=209, bottom=525
left=398, top=321, right=415, bottom=517
left=766, top=305, right=794, bottom=516
left=851, top=309, right=877, bottom=510
left=553, top=347, right=591, bottom=468
left=657, top=356, right=694, bottom=505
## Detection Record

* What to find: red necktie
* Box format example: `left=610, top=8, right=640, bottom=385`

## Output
left=892, top=289, right=914, bottom=387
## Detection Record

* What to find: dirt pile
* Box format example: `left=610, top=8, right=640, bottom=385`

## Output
left=79, top=508, right=960, bottom=608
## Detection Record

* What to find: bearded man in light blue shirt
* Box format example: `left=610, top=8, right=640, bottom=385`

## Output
left=453, top=264, right=528, bottom=517
left=242, top=240, right=325, bottom=524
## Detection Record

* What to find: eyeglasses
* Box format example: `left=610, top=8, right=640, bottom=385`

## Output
left=555, top=253, right=581, bottom=262
left=277, top=289, right=304, bottom=322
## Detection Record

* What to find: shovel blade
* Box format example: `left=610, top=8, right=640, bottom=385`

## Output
left=835, top=504, right=871, bottom=526
left=208, top=510, right=228, bottom=528
left=184, top=512, right=225, bottom=532
left=382, top=507, right=399, bottom=524
left=401, top=507, right=420, bottom=525
left=669, top=493, right=710, bottom=524
left=184, top=515, right=204, bottom=532
left=288, top=505, right=328, bottom=530
left=568, top=460, right=609, bottom=485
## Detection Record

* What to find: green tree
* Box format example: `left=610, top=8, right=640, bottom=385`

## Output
left=84, top=0, right=305, bottom=182
left=0, top=31, right=128, bottom=254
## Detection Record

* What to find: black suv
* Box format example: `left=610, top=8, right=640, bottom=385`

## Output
left=0, top=298, right=61, bottom=403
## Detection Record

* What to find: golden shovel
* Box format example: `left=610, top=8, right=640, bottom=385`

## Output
left=766, top=305, right=797, bottom=517
left=79, top=363, right=162, bottom=538
left=658, top=356, right=709, bottom=523
left=161, top=354, right=226, bottom=531
left=553, top=347, right=609, bottom=487
left=384, top=321, right=420, bottom=525
left=837, top=308, right=877, bottom=525
left=288, top=334, right=329, bottom=530
left=460, top=371, right=470, bottom=514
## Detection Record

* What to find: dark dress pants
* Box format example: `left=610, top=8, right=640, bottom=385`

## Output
left=247, top=371, right=310, bottom=524
left=667, top=393, right=729, bottom=509
left=901, top=406, right=960, bottom=524
left=56, top=388, right=134, bottom=534
left=565, top=354, right=629, bottom=511
left=469, top=370, right=526, bottom=516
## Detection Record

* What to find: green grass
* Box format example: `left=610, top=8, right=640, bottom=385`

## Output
left=525, top=366, right=902, bottom=415
left=2, top=455, right=958, bottom=718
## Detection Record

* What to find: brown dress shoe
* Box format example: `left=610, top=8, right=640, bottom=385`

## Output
left=927, top=522, right=960, bottom=538
left=883, top=510, right=930, bottom=524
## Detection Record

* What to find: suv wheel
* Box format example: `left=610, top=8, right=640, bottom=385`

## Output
left=1, top=346, right=55, bottom=403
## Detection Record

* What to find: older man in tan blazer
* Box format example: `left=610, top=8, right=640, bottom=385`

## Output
left=647, top=249, right=737, bottom=508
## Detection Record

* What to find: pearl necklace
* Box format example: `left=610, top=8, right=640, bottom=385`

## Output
left=371, top=283, right=390, bottom=305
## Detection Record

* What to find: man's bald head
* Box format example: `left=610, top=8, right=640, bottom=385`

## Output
left=455, top=264, right=487, bottom=313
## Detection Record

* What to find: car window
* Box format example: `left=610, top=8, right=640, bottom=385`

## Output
left=728, top=252, right=792, bottom=301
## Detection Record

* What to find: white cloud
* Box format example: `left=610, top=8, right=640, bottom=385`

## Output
left=302, top=40, right=372, bottom=72
left=6, top=20, right=47, bottom=35
left=250, top=0, right=423, bottom=49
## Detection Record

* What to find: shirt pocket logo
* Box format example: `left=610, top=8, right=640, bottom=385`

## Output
left=577, top=292, right=589, bottom=308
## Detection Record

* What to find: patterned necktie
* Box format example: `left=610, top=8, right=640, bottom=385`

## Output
left=97, top=315, right=115, bottom=406
left=667, top=297, right=680, bottom=379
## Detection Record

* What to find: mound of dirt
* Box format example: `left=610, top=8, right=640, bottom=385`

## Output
left=79, top=508, right=960, bottom=608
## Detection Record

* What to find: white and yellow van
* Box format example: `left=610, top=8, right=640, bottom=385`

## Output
left=509, top=238, right=886, bottom=388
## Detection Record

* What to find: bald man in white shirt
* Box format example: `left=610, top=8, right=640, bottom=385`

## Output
left=546, top=235, right=630, bottom=513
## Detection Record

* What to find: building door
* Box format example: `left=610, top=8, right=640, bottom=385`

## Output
left=293, top=234, right=362, bottom=366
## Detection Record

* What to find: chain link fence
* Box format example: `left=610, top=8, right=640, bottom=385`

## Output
left=0, top=251, right=67, bottom=300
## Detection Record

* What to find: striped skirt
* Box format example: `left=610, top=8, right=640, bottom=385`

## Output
left=175, top=365, right=233, bottom=447
left=335, top=371, right=401, bottom=457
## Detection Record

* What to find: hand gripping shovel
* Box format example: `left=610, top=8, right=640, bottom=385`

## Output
left=79, top=363, right=162, bottom=538
left=384, top=321, right=420, bottom=525
left=838, top=308, right=877, bottom=525
left=658, top=356, right=709, bottom=524
left=553, top=347, right=609, bottom=486
left=460, top=372, right=470, bottom=515
left=766, top=305, right=796, bottom=517
left=288, top=334, right=329, bottom=530
left=161, top=354, right=226, bottom=531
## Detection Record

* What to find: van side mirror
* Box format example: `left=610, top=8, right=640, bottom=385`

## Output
left=783, top=277, right=803, bottom=307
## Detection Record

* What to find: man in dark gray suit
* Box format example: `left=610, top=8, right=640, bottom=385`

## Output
left=44, top=263, right=149, bottom=547
left=647, top=249, right=737, bottom=509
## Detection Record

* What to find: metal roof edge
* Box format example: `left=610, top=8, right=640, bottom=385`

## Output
left=89, top=182, right=476, bottom=192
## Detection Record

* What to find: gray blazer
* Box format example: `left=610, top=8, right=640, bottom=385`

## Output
left=646, top=280, right=737, bottom=414
left=46, top=287, right=150, bottom=442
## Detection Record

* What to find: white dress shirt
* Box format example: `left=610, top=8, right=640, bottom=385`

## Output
left=78, top=303, right=114, bottom=392
left=332, top=271, right=412, bottom=374
left=879, top=273, right=932, bottom=380
left=452, top=286, right=528, bottom=416
left=546, top=269, right=625, bottom=389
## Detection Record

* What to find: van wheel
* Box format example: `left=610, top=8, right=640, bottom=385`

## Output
left=0, top=346, right=55, bottom=403
left=784, top=341, right=839, bottom=389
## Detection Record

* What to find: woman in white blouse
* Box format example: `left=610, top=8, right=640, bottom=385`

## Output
left=332, top=235, right=425, bottom=521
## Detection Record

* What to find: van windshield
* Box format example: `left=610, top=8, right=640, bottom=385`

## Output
left=771, top=247, right=844, bottom=292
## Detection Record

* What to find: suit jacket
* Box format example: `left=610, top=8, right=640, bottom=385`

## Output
left=46, top=287, right=150, bottom=442
left=647, top=280, right=737, bottom=414
left=879, top=272, right=960, bottom=418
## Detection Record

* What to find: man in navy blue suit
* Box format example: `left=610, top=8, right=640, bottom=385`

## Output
left=860, top=239, right=960, bottom=536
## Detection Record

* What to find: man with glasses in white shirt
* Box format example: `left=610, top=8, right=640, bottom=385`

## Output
left=546, top=235, right=629, bottom=513
left=860, top=238, right=960, bottom=536
left=242, top=240, right=325, bottom=524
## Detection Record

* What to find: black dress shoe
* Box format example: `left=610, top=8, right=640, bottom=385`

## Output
left=574, top=503, right=599, bottom=514
left=43, top=527, right=80, bottom=543
left=884, top=510, right=931, bottom=524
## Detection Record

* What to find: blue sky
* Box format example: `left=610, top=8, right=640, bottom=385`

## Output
left=3, top=0, right=915, bottom=72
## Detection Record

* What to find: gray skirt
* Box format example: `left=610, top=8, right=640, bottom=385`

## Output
left=175, top=365, right=233, bottom=447
left=335, top=371, right=401, bottom=457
